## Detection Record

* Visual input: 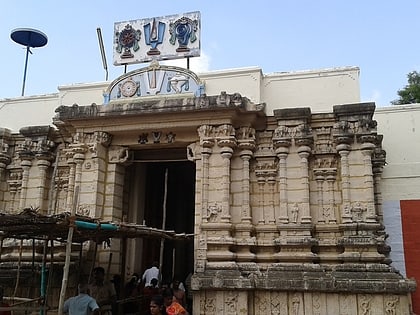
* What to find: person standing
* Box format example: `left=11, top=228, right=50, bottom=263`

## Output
left=142, top=278, right=160, bottom=314
left=141, top=261, right=160, bottom=287
left=162, top=288, right=188, bottom=315
left=171, top=278, right=186, bottom=307
left=0, top=286, right=11, bottom=315
left=89, top=266, right=117, bottom=315
left=148, top=295, right=166, bottom=315
left=123, top=273, right=140, bottom=315
left=63, top=282, right=100, bottom=315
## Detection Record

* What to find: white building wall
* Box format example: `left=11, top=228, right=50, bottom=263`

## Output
left=375, top=104, right=420, bottom=200
left=261, top=66, right=360, bottom=114
left=0, top=94, right=58, bottom=132
left=374, top=103, right=420, bottom=277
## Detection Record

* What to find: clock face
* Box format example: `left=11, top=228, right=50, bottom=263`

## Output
left=121, top=79, right=138, bottom=97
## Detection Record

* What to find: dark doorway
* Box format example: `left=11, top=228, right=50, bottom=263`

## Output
left=126, top=158, right=195, bottom=286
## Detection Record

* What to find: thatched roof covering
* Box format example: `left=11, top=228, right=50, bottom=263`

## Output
left=0, top=208, right=192, bottom=243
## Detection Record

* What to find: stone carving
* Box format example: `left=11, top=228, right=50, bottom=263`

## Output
left=323, top=207, right=332, bottom=222
left=351, top=202, right=367, bottom=222
left=167, top=73, right=189, bottom=93
left=216, top=91, right=230, bottom=106
left=109, top=146, right=129, bottom=164
left=292, top=293, right=300, bottom=315
left=360, top=294, right=372, bottom=315
left=225, top=292, right=238, bottom=314
left=138, top=133, right=148, bottom=144
left=95, top=131, right=112, bottom=147
left=273, top=125, right=289, bottom=138
left=237, top=126, right=255, bottom=141
left=204, top=295, right=216, bottom=314
left=152, top=131, right=161, bottom=143
left=198, top=125, right=214, bottom=138
left=166, top=132, right=176, bottom=143
left=256, top=293, right=269, bottom=313
left=291, top=203, right=299, bottom=223
left=216, top=124, right=235, bottom=138
left=207, top=203, right=222, bottom=222
left=385, top=295, right=399, bottom=315
left=76, top=204, right=91, bottom=216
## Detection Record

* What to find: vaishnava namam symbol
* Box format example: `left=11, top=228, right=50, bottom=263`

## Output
left=144, top=18, right=165, bottom=56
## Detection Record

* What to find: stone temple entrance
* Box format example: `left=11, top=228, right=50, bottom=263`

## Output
left=124, top=149, right=195, bottom=285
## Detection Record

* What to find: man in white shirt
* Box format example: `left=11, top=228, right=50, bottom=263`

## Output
left=141, top=261, right=160, bottom=287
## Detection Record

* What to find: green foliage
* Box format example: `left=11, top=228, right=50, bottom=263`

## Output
left=392, top=71, right=420, bottom=105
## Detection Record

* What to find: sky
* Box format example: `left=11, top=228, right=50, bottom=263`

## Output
left=1, top=1, right=419, bottom=106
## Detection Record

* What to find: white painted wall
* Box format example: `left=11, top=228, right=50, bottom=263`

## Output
left=374, top=104, right=420, bottom=200
left=0, top=94, right=58, bottom=132
left=262, top=67, right=360, bottom=114
left=374, top=103, right=420, bottom=277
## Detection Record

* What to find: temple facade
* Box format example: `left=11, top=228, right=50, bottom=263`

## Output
left=0, top=63, right=417, bottom=314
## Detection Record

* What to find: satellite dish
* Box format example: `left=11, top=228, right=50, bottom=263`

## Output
left=11, top=28, right=48, bottom=96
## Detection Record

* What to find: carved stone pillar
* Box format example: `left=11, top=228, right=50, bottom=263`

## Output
left=74, top=150, right=86, bottom=197
left=235, top=127, right=256, bottom=263
left=296, top=138, right=312, bottom=224
left=201, top=147, right=212, bottom=222
left=66, top=145, right=87, bottom=211
left=220, top=145, right=233, bottom=222
left=372, top=143, right=386, bottom=223
left=199, top=124, right=235, bottom=267
left=66, top=153, right=76, bottom=211
left=0, top=128, right=12, bottom=211
left=275, top=142, right=291, bottom=224
left=18, top=152, right=33, bottom=209
left=244, top=130, right=277, bottom=267
left=197, top=125, right=214, bottom=223
left=336, top=138, right=352, bottom=223
left=314, top=169, right=325, bottom=224
left=325, top=169, right=337, bottom=224
left=0, top=154, right=11, bottom=210
left=272, top=108, right=316, bottom=264
left=360, top=135, right=377, bottom=223
left=239, top=150, right=252, bottom=223
left=35, top=158, right=51, bottom=211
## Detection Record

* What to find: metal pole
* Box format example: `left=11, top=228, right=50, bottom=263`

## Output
left=21, top=46, right=31, bottom=96
left=96, top=28, right=108, bottom=81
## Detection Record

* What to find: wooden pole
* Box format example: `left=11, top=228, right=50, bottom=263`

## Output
left=13, top=239, right=23, bottom=298
left=45, top=239, right=54, bottom=306
left=0, top=237, right=3, bottom=264
left=57, top=186, right=79, bottom=315
left=88, top=242, right=98, bottom=285
left=40, top=239, right=48, bottom=315
left=159, top=168, right=168, bottom=284
left=106, top=252, right=113, bottom=281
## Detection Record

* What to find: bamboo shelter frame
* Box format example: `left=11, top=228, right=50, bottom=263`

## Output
left=0, top=208, right=193, bottom=314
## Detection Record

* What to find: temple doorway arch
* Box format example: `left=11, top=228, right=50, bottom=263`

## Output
left=123, top=148, right=195, bottom=286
